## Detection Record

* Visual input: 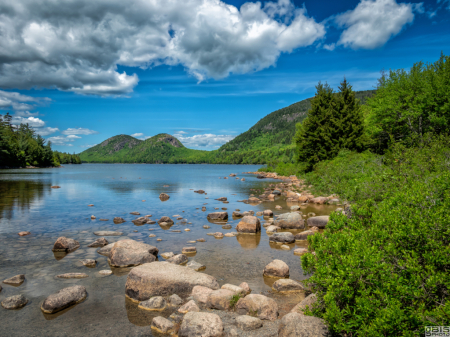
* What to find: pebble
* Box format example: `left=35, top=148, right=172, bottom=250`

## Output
left=99, top=270, right=113, bottom=276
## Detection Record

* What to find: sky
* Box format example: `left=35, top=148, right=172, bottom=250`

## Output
left=0, top=0, right=449, bottom=152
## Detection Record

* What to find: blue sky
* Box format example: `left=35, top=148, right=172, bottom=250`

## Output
left=0, top=0, right=449, bottom=152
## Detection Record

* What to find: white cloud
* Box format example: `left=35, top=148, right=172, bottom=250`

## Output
left=36, top=127, right=59, bottom=136
left=66, top=135, right=82, bottom=139
left=437, top=0, right=450, bottom=10
left=0, top=90, right=50, bottom=112
left=336, top=0, right=417, bottom=49
left=11, top=116, right=46, bottom=128
left=0, top=0, right=325, bottom=96
left=61, top=128, right=99, bottom=135
left=174, top=132, right=235, bottom=149
left=47, top=135, right=81, bottom=145
left=80, top=144, right=98, bottom=148
left=323, top=43, right=336, bottom=51
left=131, top=133, right=144, bottom=137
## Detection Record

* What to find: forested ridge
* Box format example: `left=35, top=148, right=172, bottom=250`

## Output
left=0, top=113, right=81, bottom=168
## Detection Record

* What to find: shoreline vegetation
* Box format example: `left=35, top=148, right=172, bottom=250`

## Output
left=0, top=114, right=81, bottom=168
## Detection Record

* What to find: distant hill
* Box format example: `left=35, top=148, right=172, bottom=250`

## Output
left=79, top=90, right=375, bottom=164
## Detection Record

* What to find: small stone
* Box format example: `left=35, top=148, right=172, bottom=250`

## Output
left=184, top=228, right=191, bottom=232
left=236, top=315, right=263, bottom=331
left=130, top=211, right=140, bottom=215
left=161, top=252, right=174, bottom=259
left=18, top=231, right=31, bottom=236
left=203, top=225, right=210, bottom=229
left=178, top=299, right=200, bottom=313
left=168, top=254, right=189, bottom=265
left=90, top=215, right=96, bottom=219
left=293, top=248, right=308, bottom=256
left=138, top=296, right=167, bottom=311
left=99, top=270, right=112, bottom=276
left=157, top=238, right=162, bottom=241
left=51, top=185, right=60, bottom=189
left=80, top=259, right=97, bottom=267
left=159, top=193, right=170, bottom=201
left=224, top=233, right=235, bottom=237
left=149, top=234, right=156, bottom=237
left=213, top=232, right=224, bottom=238
left=239, top=282, right=251, bottom=295
left=151, top=316, right=175, bottom=334
left=3, top=274, right=25, bottom=286
left=88, top=204, right=94, bottom=207
left=196, top=238, right=205, bottom=242
left=87, top=237, right=109, bottom=247
left=113, top=217, right=126, bottom=224
left=93, top=231, right=123, bottom=236
left=263, top=259, right=289, bottom=278
left=52, top=237, right=80, bottom=252
left=1, top=295, right=28, bottom=310
left=207, top=212, right=228, bottom=220
left=41, top=285, right=87, bottom=314
left=192, top=285, right=214, bottom=304
left=187, top=260, right=206, bottom=271
left=168, top=294, right=183, bottom=306
left=272, top=279, right=305, bottom=293
left=269, top=232, right=295, bottom=243
left=56, top=273, right=88, bottom=279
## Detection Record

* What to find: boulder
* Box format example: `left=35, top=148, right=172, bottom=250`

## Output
left=272, top=279, right=305, bottom=293
left=278, top=312, right=329, bottom=337
left=113, top=217, right=126, bottom=224
left=3, top=274, right=25, bottom=286
left=310, top=197, right=328, bottom=205
left=161, top=252, right=174, bottom=259
left=131, top=217, right=147, bottom=225
left=158, top=216, right=174, bottom=224
left=192, top=285, right=214, bottom=305
left=125, top=262, right=219, bottom=302
left=266, top=225, right=281, bottom=233
left=167, top=254, right=189, bottom=265
left=295, top=230, right=316, bottom=240
left=307, top=216, right=329, bottom=229
left=97, top=243, right=115, bottom=256
left=159, top=193, right=170, bottom=201
left=221, top=284, right=246, bottom=296
left=236, top=216, right=261, bottom=233
left=178, top=299, right=200, bottom=314
left=263, top=260, right=289, bottom=278
left=232, top=211, right=244, bottom=218
left=207, top=212, right=228, bottom=220
left=274, top=213, right=305, bottom=229
left=236, top=294, right=278, bottom=321
left=41, top=285, right=87, bottom=314
left=93, top=231, right=123, bottom=236
left=56, top=273, right=88, bottom=279
left=138, top=296, right=167, bottom=311
left=108, top=239, right=158, bottom=268
left=239, top=282, right=252, bottom=295
left=168, top=294, right=183, bottom=306
left=151, top=316, right=175, bottom=334
left=80, top=259, right=97, bottom=267
left=1, top=295, right=28, bottom=310
left=87, top=237, right=109, bottom=247
left=290, top=294, right=318, bottom=314
left=269, top=232, right=295, bottom=244
left=263, top=210, right=274, bottom=217
left=52, top=237, right=80, bottom=252
left=182, top=247, right=197, bottom=254
left=206, top=289, right=235, bottom=310
left=236, top=315, right=263, bottom=331
left=179, top=312, right=224, bottom=337
left=187, top=260, right=206, bottom=271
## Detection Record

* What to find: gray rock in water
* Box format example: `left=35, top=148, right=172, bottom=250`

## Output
left=179, top=312, right=224, bottom=337
left=269, top=232, right=295, bottom=243
left=278, top=312, right=329, bottom=337
left=97, top=243, right=115, bottom=256
left=182, top=247, right=197, bottom=254
left=56, top=273, right=88, bottom=279
left=206, top=289, right=235, bottom=310
left=222, top=224, right=232, bottom=229
left=187, top=260, right=206, bottom=271
left=161, top=252, right=174, bottom=259
left=52, top=237, right=80, bottom=252
left=290, top=205, right=300, bottom=211
left=207, top=212, right=228, bottom=220
left=307, top=216, right=329, bottom=229
left=168, top=294, right=183, bottom=306
left=202, top=225, right=210, bottom=229
left=99, top=270, right=112, bottom=276
left=130, top=211, right=140, bottom=215
left=236, top=315, right=263, bottom=331
left=108, top=239, right=158, bottom=268
left=159, top=193, right=170, bottom=201
left=295, top=230, right=317, bottom=240
left=178, top=299, right=200, bottom=314
left=274, top=212, right=305, bottom=229
left=3, top=274, right=25, bottom=286
left=167, top=254, right=189, bottom=265
left=272, top=279, right=305, bottom=293
left=113, top=217, right=126, bottom=224
left=232, top=211, right=244, bottom=218
left=158, top=216, right=174, bottom=224
left=236, top=294, right=278, bottom=321
left=87, top=237, right=109, bottom=247
left=94, top=231, right=123, bottom=236
left=80, top=259, right=97, bottom=267
left=138, top=296, right=167, bottom=311
left=125, top=261, right=219, bottom=301
left=1, top=295, right=28, bottom=310
left=263, top=259, right=289, bottom=278
left=41, top=285, right=87, bottom=314
left=131, top=217, right=148, bottom=225
left=236, top=216, right=261, bottom=233
left=151, top=316, right=175, bottom=334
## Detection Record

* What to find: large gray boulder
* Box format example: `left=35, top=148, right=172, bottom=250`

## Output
left=278, top=312, right=329, bottom=337
left=207, top=212, right=228, bottom=220
left=269, top=232, right=295, bottom=243
left=236, top=294, right=278, bottom=321
left=52, top=237, right=80, bottom=252
left=179, top=312, right=224, bottom=337
left=307, top=216, right=329, bottom=229
left=125, top=262, right=219, bottom=302
left=41, top=285, right=87, bottom=314
left=108, top=239, right=158, bottom=267
left=274, top=213, right=305, bottom=229
left=236, top=216, right=261, bottom=233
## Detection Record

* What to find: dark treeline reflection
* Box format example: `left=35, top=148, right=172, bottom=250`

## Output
left=0, top=179, right=49, bottom=219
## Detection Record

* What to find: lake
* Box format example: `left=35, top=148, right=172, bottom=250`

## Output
left=0, top=164, right=336, bottom=336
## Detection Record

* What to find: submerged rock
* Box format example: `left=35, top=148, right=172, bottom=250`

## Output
left=56, top=273, right=88, bottom=279
left=3, top=274, right=25, bottom=286
left=207, top=212, right=228, bottom=220
left=187, top=260, right=206, bottom=271
left=179, top=312, right=224, bottom=337
left=151, top=316, right=175, bottom=334
left=52, top=237, right=80, bottom=252
left=41, top=285, right=87, bottom=314
left=108, top=239, right=158, bottom=267
left=1, top=295, right=28, bottom=310
left=80, top=259, right=97, bottom=267
left=272, top=279, right=305, bottom=293
left=182, top=247, right=197, bottom=254
left=161, top=252, right=174, bottom=259
left=125, top=262, right=219, bottom=301
left=113, top=217, right=126, bottom=224
left=290, top=294, right=318, bottom=314
left=97, top=243, right=115, bottom=256
left=138, top=296, right=167, bottom=311
left=18, top=231, right=31, bottom=236
left=87, top=237, right=109, bottom=247
left=93, top=231, right=123, bottom=236
left=269, top=232, right=295, bottom=243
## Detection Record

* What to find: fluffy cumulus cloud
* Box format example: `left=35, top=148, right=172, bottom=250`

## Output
left=47, top=135, right=81, bottom=145
left=0, top=0, right=325, bottom=96
left=61, top=128, right=99, bottom=135
left=0, top=90, right=50, bottom=112
left=131, top=133, right=144, bottom=138
left=174, top=132, right=235, bottom=149
left=336, top=0, right=417, bottom=49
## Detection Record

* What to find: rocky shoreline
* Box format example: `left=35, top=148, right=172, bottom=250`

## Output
left=1, top=171, right=341, bottom=336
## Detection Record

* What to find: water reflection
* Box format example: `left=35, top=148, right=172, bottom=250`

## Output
left=236, top=233, right=261, bottom=249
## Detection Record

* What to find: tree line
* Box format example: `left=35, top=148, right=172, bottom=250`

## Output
left=0, top=113, right=81, bottom=168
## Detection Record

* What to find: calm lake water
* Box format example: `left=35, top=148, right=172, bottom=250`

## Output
left=0, top=164, right=336, bottom=336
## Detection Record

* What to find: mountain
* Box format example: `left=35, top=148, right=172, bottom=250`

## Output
left=79, top=90, right=375, bottom=164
